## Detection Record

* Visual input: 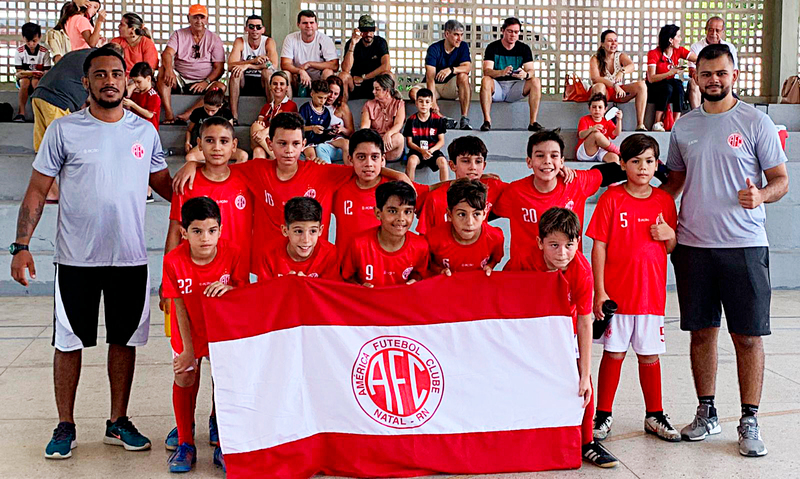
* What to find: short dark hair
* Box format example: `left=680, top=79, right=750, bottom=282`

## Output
left=416, top=88, right=433, bottom=99
left=502, top=17, right=521, bottom=31
left=246, top=14, right=263, bottom=24
left=526, top=129, right=565, bottom=157
left=620, top=133, right=660, bottom=162
left=203, top=88, right=225, bottom=106
left=349, top=128, right=384, bottom=156
left=658, top=24, right=680, bottom=51
left=447, top=136, right=488, bottom=163
left=83, top=45, right=126, bottom=77
left=696, top=43, right=735, bottom=70
left=310, top=79, right=329, bottom=94
left=447, top=178, right=487, bottom=211
left=284, top=197, right=322, bottom=225
left=539, top=207, right=581, bottom=241
left=199, top=116, right=235, bottom=138
left=376, top=181, right=416, bottom=210
left=269, top=112, right=305, bottom=139
left=589, top=93, right=607, bottom=107
left=129, top=61, right=153, bottom=80
left=181, top=196, right=222, bottom=229
left=21, top=22, right=41, bottom=41
left=297, top=10, right=316, bottom=23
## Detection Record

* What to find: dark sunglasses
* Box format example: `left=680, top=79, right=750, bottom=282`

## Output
left=192, top=44, right=200, bottom=58
left=247, top=23, right=263, bottom=30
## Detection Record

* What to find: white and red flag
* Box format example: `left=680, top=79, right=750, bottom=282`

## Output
left=204, top=271, right=584, bottom=479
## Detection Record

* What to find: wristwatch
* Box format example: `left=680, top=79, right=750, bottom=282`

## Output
left=9, top=243, right=29, bottom=255
left=450, top=66, right=455, bottom=75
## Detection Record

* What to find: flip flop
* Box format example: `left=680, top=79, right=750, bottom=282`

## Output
left=162, top=118, right=187, bottom=126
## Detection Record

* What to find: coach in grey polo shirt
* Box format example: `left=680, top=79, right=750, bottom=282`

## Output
left=663, top=44, right=788, bottom=457
left=10, top=46, right=173, bottom=460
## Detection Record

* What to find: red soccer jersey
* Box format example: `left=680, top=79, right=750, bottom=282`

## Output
left=493, top=169, right=602, bottom=264
left=162, top=241, right=248, bottom=358
left=416, top=177, right=507, bottom=235
left=129, top=88, right=161, bottom=131
left=340, top=227, right=430, bottom=286
left=261, top=237, right=340, bottom=280
left=427, top=222, right=505, bottom=274
left=577, top=115, right=617, bottom=151
left=169, top=167, right=254, bottom=271
left=235, top=159, right=355, bottom=278
left=585, top=185, right=678, bottom=315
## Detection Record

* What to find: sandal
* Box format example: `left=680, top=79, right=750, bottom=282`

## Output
left=232, top=118, right=239, bottom=126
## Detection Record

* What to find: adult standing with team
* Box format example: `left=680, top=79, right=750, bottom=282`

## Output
left=663, top=44, right=788, bottom=457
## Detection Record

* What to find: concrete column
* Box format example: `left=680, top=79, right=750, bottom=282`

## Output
left=764, top=0, right=799, bottom=101
left=267, top=0, right=301, bottom=42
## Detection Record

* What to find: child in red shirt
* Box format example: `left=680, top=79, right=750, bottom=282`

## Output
left=577, top=93, right=622, bottom=163
left=161, top=197, right=248, bottom=473
left=341, top=181, right=429, bottom=287
left=261, top=197, right=340, bottom=279
left=586, top=134, right=680, bottom=443
left=428, top=178, right=504, bottom=276
left=416, top=135, right=507, bottom=235
left=124, top=61, right=161, bottom=131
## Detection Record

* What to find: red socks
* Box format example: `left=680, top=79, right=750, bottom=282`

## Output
left=606, top=142, right=621, bottom=155
left=596, top=355, right=624, bottom=413
left=581, top=380, right=595, bottom=445
left=638, top=359, right=663, bottom=414
left=173, top=381, right=198, bottom=446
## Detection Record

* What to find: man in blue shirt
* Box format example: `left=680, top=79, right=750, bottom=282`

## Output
left=410, top=20, right=472, bottom=130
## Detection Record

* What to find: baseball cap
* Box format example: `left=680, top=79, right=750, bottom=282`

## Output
left=188, top=4, right=208, bottom=17
left=358, top=14, right=376, bottom=31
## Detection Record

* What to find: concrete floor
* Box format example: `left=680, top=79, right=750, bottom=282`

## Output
left=1, top=293, right=799, bottom=479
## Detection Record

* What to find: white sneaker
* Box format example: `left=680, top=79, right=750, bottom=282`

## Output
left=651, top=122, right=666, bottom=132
left=644, top=414, right=681, bottom=442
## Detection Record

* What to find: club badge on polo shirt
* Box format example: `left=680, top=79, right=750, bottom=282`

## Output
left=727, top=132, right=744, bottom=149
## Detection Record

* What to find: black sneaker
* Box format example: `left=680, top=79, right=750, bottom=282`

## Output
left=528, top=122, right=544, bottom=132
left=582, top=441, right=619, bottom=468
left=444, top=117, right=458, bottom=130
left=13, top=114, right=25, bottom=122
left=459, top=116, right=472, bottom=130
left=146, top=194, right=155, bottom=203
left=480, top=121, right=491, bottom=131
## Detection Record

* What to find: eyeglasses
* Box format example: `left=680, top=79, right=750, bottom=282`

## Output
left=192, top=44, right=200, bottom=59
left=247, top=24, right=263, bottom=30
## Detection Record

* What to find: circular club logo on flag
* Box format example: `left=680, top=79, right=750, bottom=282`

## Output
left=131, top=142, right=145, bottom=160
left=728, top=133, right=744, bottom=149
left=235, top=194, right=247, bottom=210
left=352, top=335, right=444, bottom=429
left=304, top=188, right=317, bottom=199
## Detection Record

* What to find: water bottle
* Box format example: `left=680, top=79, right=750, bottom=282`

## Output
left=592, top=299, right=618, bottom=340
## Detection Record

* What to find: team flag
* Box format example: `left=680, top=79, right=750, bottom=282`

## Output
left=204, top=272, right=584, bottom=478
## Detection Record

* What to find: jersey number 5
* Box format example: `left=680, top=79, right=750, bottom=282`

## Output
left=620, top=212, right=628, bottom=228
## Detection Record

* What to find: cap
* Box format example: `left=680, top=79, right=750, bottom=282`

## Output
left=358, top=14, right=376, bottom=30
left=188, top=4, right=208, bottom=17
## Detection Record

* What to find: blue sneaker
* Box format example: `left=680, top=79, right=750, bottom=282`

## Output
left=165, top=424, right=195, bottom=451
left=103, top=416, right=151, bottom=451
left=168, top=443, right=197, bottom=473
left=213, top=445, right=226, bottom=472
left=209, top=415, right=219, bottom=447
left=45, top=422, right=76, bottom=459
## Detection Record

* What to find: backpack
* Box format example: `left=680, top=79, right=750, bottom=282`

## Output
left=780, top=76, right=800, bottom=104
left=0, top=103, right=13, bottom=122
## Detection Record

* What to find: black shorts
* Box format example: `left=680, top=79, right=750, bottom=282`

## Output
left=241, top=75, right=266, bottom=96
left=671, top=245, right=771, bottom=336
left=349, top=80, right=375, bottom=100
left=53, top=264, right=150, bottom=351
left=407, top=150, right=445, bottom=171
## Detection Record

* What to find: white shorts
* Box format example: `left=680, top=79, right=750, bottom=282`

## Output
left=171, top=349, right=209, bottom=372
left=593, top=314, right=666, bottom=355
left=492, top=79, right=526, bottom=102
left=576, top=143, right=609, bottom=162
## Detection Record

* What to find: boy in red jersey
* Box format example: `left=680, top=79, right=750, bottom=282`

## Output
left=124, top=62, right=161, bottom=131
left=506, top=207, right=619, bottom=468
left=173, top=113, right=408, bottom=279
left=341, top=181, right=429, bottom=286
left=493, top=129, right=625, bottom=267
left=428, top=178, right=504, bottom=275
left=416, top=135, right=507, bottom=235
left=576, top=93, right=621, bottom=163
left=261, top=197, right=340, bottom=279
left=586, top=134, right=680, bottom=443
left=162, top=197, right=248, bottom=473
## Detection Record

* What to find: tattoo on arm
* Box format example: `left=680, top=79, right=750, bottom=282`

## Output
left=16, top=198, right=45, bottom=242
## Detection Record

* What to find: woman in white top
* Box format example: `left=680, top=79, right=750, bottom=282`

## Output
left=589, top=29, right=648, bottom=131
left=310, top=75, right=355, bottom=163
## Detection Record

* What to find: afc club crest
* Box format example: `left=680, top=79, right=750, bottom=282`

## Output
left=727, top=133, right=744, bottom=149
left=351, top=336, right=444, bottom=429
left=219, top=274, right=230, bottom=285
left=304, top=188, right=317, bottom=199
left=401, top=267, right=414, bottom=280
left=131, top=142, right=145, bottom=160
left=234, top=194, right=247, bottom=210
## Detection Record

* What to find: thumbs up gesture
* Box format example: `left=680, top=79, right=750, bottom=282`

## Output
left=650, top=212, right=675, bottom=242
left=738, top=178, right=763, bottom=209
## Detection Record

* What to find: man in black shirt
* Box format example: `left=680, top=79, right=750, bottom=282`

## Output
left=338, top=15, right=392, bottom=100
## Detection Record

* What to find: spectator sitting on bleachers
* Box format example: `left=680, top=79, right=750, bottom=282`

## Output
left=404, top=88, right=448, bottom=182
left=158, top=4, right=227, bottom=125
left=589, top=29, right=647, bottom=131
left=576, top=93, right=622, bottom=163
left=360, top=73, right=406, bottom=161
left=687, top=16, right=738, bottom=109
left=14, top=22, right=51, bottom=122
left=299, top=80, right=333, bottom=162
left=185, top=88, right=248, bottom=163
left=646, top=24, right=697, bottom=131
left=338, top=14, right=391, bottom=101
left=227, top=14, right=279, bottom=125
left=111, top=13, right=159, bottom=76
left=280, top=10, right=339, bottom=97
left=43, top=3, right=71, bottom=64
left=316, top=75, right=353, bottom=164
left=409, top=19, right=472, bottom=130
left=63, top=0, right=105, bottom=51
left=250, top=71, right=298, bottom=158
